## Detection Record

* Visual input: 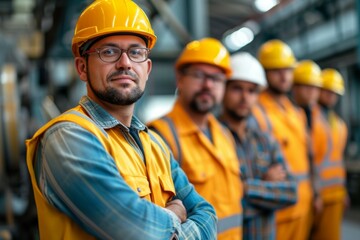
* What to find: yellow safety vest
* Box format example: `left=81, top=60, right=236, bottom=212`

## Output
left=252, top=92, right=312, bottom=222
left=148, top=101, right=243, bottom=240
left=26, top=106, right=176, bottom=240
left=313, top=107, right=347, bottom=203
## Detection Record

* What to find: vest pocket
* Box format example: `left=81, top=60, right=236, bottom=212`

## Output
left=124, top=175, right=152, bottom=198
left=186, top=166, right=215, bottom=184
left=158, top=175, right=176, bottom=196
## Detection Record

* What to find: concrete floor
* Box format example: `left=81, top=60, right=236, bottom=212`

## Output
left=342, top=207, right=360, bottom=240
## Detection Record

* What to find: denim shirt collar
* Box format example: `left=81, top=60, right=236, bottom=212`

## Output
left=79, top=96, right=147, bottom=132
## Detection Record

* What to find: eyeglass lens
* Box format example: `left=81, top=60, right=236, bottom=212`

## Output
left=87, top=46, right=150, bottom=63
left=183, top=70, right=226, bottom=84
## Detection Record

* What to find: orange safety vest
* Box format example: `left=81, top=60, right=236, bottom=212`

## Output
left=26, top=107, right=176, bottom=240
left=313, top=107, right=347, bottom=203
left=252, top=92, right=312, bottom=222
left=148, top=101, right=243, bottom=240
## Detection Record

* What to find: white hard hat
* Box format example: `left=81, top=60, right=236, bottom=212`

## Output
left=229, top=52, right=267, bottom=88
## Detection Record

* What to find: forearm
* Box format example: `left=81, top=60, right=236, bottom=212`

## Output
left=171, top=159, right=217, bottom=240
left=244, top=178, right=297, bottom=210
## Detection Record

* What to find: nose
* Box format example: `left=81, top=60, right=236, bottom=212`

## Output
left=202, top=76, right=217, bottom=88
left=115, top=51, right=132, bottom=70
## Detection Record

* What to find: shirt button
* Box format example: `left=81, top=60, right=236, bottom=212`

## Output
left=137, top=187, right=141, bottom=192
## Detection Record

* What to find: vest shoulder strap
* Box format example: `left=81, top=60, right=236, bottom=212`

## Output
left=251, top=104, right=272, bottom=133
left=150, top=117, right=183, bottom=166
left=32, top=109, right=111, bottom=154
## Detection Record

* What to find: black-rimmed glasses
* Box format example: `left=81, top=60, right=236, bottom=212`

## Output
left=181, top=69, right=226, bottom=85
left=84, top=46, right=150, bottom=63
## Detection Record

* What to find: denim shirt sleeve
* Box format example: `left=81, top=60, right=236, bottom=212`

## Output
left=243, top=132, right=297, bottom=210
left=36, top=122, right=185, bottom=240
left=169, top=155, right=217, bottom=240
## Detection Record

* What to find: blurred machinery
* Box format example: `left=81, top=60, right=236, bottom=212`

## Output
left=0, top=0, right=359, bottom=239
left=0, top=64, right=37, bottom=239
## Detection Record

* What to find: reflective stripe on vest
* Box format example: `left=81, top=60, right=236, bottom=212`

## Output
left=318, top=159, right=344, bottom=170
left=159, top=116, right=183, bottom=165
left=317, top=111, right=345, bottom=189
left=293, top=173, right=310, bottom=182
left=250, top=104, right=273, bottom=133
left=217, top=214, right=243, bottom=234
left=320, top=177, right=345, bottom=188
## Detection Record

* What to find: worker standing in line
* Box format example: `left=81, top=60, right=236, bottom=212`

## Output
left=251, top=39, right=313, bottom=240
left=147, top=38, right=243, bottom=240
left=291, top=60, right=324, bottom=215
left=311, top=68, right=349, bottom=240
left=219, top=52, right=297, bottom=240
left=25, top=0, right=217, bottom=239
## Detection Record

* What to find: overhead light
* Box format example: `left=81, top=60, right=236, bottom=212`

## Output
left=254, top=0, right=279, bottom=12
left=224, top=27, right=254, bottom=52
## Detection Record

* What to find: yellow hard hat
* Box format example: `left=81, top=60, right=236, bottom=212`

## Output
left=293, top=60, right=322, bottom=87
left=321, top=68, right=345, bottom=95
left=72, top=0, right=157, bottom=57
left=257, top=39, right=296, bottom=69
left=175, top=38, right=232, bottom=77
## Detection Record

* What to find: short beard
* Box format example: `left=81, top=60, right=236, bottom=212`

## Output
left=87, top=69, right=144, bottom=105
left=268, top=83, right=289, bottom=95
left=189, top=92, right=216, bottom=114
left=92, top=85, right=144, bottom=105
left=226, top=107, right=248, bottom=122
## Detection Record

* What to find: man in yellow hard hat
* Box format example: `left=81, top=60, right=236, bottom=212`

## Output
left=219, top=52, right=297, bottom=240
left=310, top=68, right=348, bottom=240
left=251, top=39, right=313, bottom=240
left=291, top=60, right=325, bottom=231
left=25, top=1, right=217, bottom=239
left=148, top=38, right=243, bottom=240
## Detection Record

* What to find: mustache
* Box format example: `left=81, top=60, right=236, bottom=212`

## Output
left=195, top=90, right=213, bottom=97
left=107, top=70, right=139, bottom=81
left=193, top=90, right=216, bottom=102
left=196, top=88, right=212, bottom=94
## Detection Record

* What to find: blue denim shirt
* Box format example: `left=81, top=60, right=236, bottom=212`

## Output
left=221, top=120, right=297, bottom=240
left=35, top=96, right=217, bottom=240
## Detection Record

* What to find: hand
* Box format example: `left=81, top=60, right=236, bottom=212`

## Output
left=263, top=164, right=286, bottom=181
left=313, top=195, right=323, bottom=214
left=165, top=199, right=187, bottom=223
left=344, top=192, right=351, bottom=210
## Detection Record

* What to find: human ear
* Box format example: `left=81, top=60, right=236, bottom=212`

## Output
left=143, top=59, right=152, bottom=83
left=146, top=59, right=152, bottom=77
left=74, top=57, right=88, bottom=82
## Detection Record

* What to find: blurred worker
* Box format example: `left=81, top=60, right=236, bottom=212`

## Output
left=219, top=52, right=297, bottom=240
left=311, top=68, right=348, bottom=240
left=148, top=38, right=243, bottom=240
left=251, top=39, right=313, bottom=240
left=25, top=1, right=217, bottom=239
left=291, top=60, right=324, bottom=214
